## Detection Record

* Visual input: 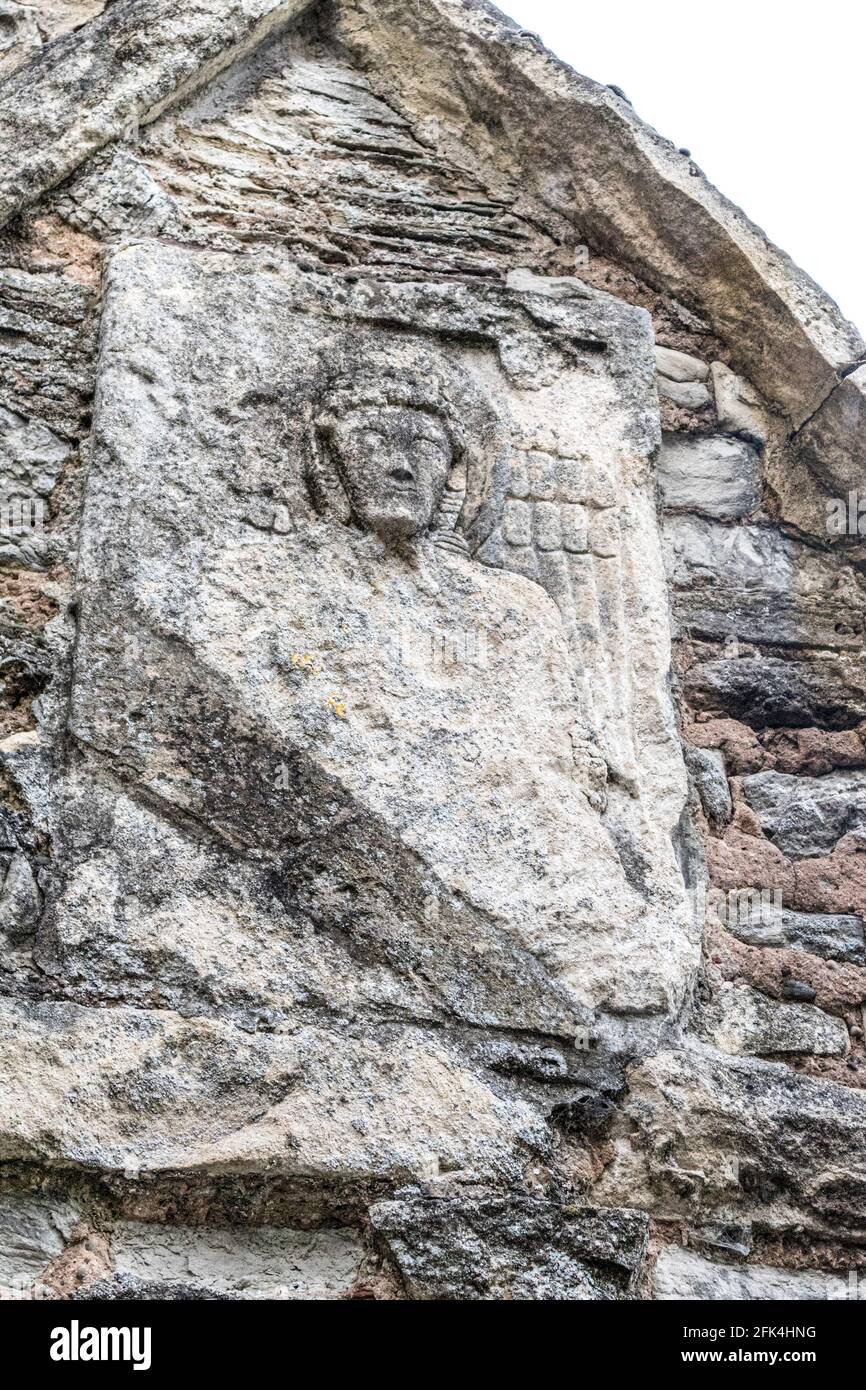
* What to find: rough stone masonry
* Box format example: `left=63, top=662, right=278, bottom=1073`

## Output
left=0, top=0, right=863, bottom=1302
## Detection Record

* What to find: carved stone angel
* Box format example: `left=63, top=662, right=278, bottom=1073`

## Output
left=230, top=343, right=665, bottom=1015
left=304, top=350, right=611, bottom=805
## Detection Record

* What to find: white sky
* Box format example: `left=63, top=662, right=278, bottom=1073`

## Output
left=500, top=0, right=865, bottom=338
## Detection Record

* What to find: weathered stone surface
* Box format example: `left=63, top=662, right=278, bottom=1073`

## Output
left=742, top=770, right=866, bottom=858
left=0, top=1, right=41, bottom=81
left=705, top=913, right=866, bottom=1021
left=0, top=0, right=314, bottom=226
left=655, top=347, right=709, bottom=383
left=53, top=42, right=560, bottom=282
left=0, top=847, right=41, bottom=941
left=0, top=998, right=548, bottom=1182
left=109, top=1222, right=362, bottom=1299
left=791, top=836, right=866, bottom=918
left=0, top=404, right=72, bottom=571
left=684, top=655, right=866, bottom=731
left=684, top=718, right=765, bottom=774
left=685, top=746, right=732, bottom=827
left=654, top=1247, right=847, bottom=1301
left=710, top=362, right=774, bottom=443
left=695, top=722, right=866, bottom=781
left=0, top=1192, right=80, bottom=1296
left=0, top=0, right=860, bottom=473
left=369, top=1194, right=648, bottom=1299
left=657, top=434, right=760, bottom=520
left=0, top=267, right=95, bottom=439
left=0, top=2, right=106, bottom=81
left=76, top=1274, right=236, bottom=1300
left=596, top=1047, right=866, bottom=1232
left=0, top=0, right=863, bottom=1306
left=728, top=906, right=866, bottom=966
left=666, top=517, right=791, bottom=602
left=698, top=983, right=849, bottom=1057
left=333, top=0, right=865, bottom=443
left=665, top=518, right=866, bottom=649
left=705, top=825, right=794, bottom=897
left=793, top=364, right=866, bottom=500
left=59, top=239, right=694, bottom=1028
left=38, top=772, right=591, bottom=1039
left=763, top=727, right=866, bottom=777
left=782, top=978, right=817, bottom=1003
left=657, top=377, right=711, bottom=411
left=685, top=1221, right=752, bottom=1258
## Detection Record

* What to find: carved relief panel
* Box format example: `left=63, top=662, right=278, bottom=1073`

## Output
left=56, top=245, right=696, bottom=1081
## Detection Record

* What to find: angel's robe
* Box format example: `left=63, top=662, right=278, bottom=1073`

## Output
left=193, top=521, right=668, bottom=1015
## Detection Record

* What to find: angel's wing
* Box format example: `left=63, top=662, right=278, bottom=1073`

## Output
left=494, top=437, right=639, bottom=791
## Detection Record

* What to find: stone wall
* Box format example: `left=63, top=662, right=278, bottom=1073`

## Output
left=0, top=0, right=863, bottom=1302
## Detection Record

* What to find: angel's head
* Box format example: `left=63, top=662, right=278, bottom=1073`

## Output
left=305, top=349, right=506, bottom=556
left=310, top=367, right=466, bottom=545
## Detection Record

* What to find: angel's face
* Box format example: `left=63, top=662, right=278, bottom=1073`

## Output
left=327, top=406, right=452, bottom=543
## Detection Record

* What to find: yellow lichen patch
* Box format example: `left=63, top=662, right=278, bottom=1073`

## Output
left=326, top=693, right=347, bottom=720
left=289, top=651, right=321, bottom=675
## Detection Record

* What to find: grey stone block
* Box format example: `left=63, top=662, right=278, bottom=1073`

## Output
left=685, top=745, right=732, bottom=826
left=699, top=983, right=848, bottom=1057
left=369, top=1195, right=649, bottom=1300
left=730, top=906, right=865, bottom=965
left=658, top=434, right=760, bottom=520
left=742, top=769, right=866, bottom=858
left=654, top=1247, right=847, bottom=1300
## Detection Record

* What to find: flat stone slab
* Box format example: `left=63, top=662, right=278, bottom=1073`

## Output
left=596, top=1046, right=866, bottom=1233
left=730, top=906, right=865, bottom=966
left=684, top=655, right=866, bottom=731
left=0, top=998, right=548, bottom=1184
left=109, top=1222, right=362, bottom=1300
left=698, top=983, right=848, bottom=1057
left=664, top=516, right=865, bottom=651
left=61, top=239, right=695, bottom=1041
left=654, top=1247, right=848, bottom=1300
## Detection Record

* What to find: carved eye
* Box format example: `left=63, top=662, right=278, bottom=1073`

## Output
left=414, top=436, right=449, bottom=462
left=356, top=429, right=384, bottom=451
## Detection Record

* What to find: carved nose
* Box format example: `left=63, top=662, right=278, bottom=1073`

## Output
left=388, top=466, right=415, bottom=484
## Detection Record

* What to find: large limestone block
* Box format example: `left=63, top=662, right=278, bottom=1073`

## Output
left=59, top=239, right=695, bottom=1043
left=0, top=998, right=548, bottom=1183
